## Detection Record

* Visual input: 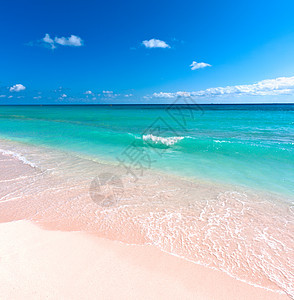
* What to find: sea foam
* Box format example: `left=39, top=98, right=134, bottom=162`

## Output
left=0, top=149, right=37, bottom=168
left=142, top=134, right=184, bottom=146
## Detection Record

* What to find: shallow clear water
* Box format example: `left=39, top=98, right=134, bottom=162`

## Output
left=0, top=104, right=293, bottom=196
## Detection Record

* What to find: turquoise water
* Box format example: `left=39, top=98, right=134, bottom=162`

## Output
left=0, top=104, right=293, bottom=196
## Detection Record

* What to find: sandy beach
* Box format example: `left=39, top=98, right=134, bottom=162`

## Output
left=1, top=0, right=294, bottom=296
left=0, top=220, right=290, bottom=300
left=0, top=141, right=293, bottom=299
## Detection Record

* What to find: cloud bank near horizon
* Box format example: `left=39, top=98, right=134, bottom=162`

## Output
left=147, top=76, right=294, bottom=100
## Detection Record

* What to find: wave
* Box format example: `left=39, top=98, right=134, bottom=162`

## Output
left=142, top=134, right=184, bottom=147
left=0, top=137, right=293, bottom=297
left=131, top=133, right=293, bottom=162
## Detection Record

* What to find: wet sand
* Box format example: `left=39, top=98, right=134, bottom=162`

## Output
left=0, top=140, right=293, bottom=299
left=0, top=220, right=289, bottom=300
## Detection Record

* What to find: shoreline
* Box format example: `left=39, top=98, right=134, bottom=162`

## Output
left=0, top=220, right=290, bottom=300
left=1, top=135, right=293, bottom=201
left=0, top=138, right=293, bottom=298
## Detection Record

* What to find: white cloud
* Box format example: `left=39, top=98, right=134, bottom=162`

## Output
left=55, top=35, right=83, bottom=47
left=33, top=96, right=42, bottom=99
left=149, top=76, right=294, bottom=99
left=85, top=90, right=93, bottom=95
left=9, top=84, right=26, bottom=92
left=43, top=33, right=56, bottom=49
left=142, top=39, right=170, bottom=49
left=102, top=90, right=119, bottom=99
left=0, top=95, right=6, bottom=98
left=190, top=61, right=211, bottom=70
left=58, top=94, right=68, bottom=100
left=152, top=92, right=175, bottom=98
left=42, top=34, right=83, bottom=49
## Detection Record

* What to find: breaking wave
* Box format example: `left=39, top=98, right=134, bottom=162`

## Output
left=142, top=134, right=184, bottom=147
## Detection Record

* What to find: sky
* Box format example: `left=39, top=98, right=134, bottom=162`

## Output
left=1, top=0, right=294, bottom=104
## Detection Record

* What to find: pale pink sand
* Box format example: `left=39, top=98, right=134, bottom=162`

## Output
left=0, top=221, right=289, bottom=300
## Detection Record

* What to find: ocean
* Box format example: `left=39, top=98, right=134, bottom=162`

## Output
left=0, top=104, right=293, bottom=196
left=0, top=104, right=293, bottom=297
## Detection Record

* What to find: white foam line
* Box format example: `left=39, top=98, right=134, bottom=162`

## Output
left=98, top=234, right=286, bottom=296
left=157, top=247, right=287, bottom=295
left=0, top=174, right=41, bottom=183
left=142, top=134, right=184, bottom=146
left=0, top=149, right=37, bottom=168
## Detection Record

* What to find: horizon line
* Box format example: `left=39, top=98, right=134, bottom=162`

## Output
left=0, top=103, right=294, bottom=106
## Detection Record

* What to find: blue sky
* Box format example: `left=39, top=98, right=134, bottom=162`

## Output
left=1, top=0, right=294, bottom=104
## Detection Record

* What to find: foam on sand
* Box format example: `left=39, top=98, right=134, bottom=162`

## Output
left=0, top=148, right=37, bottom=168
left=0, top=220, right=290, bottom=300
left=0, top=139, right=293, bottom=298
